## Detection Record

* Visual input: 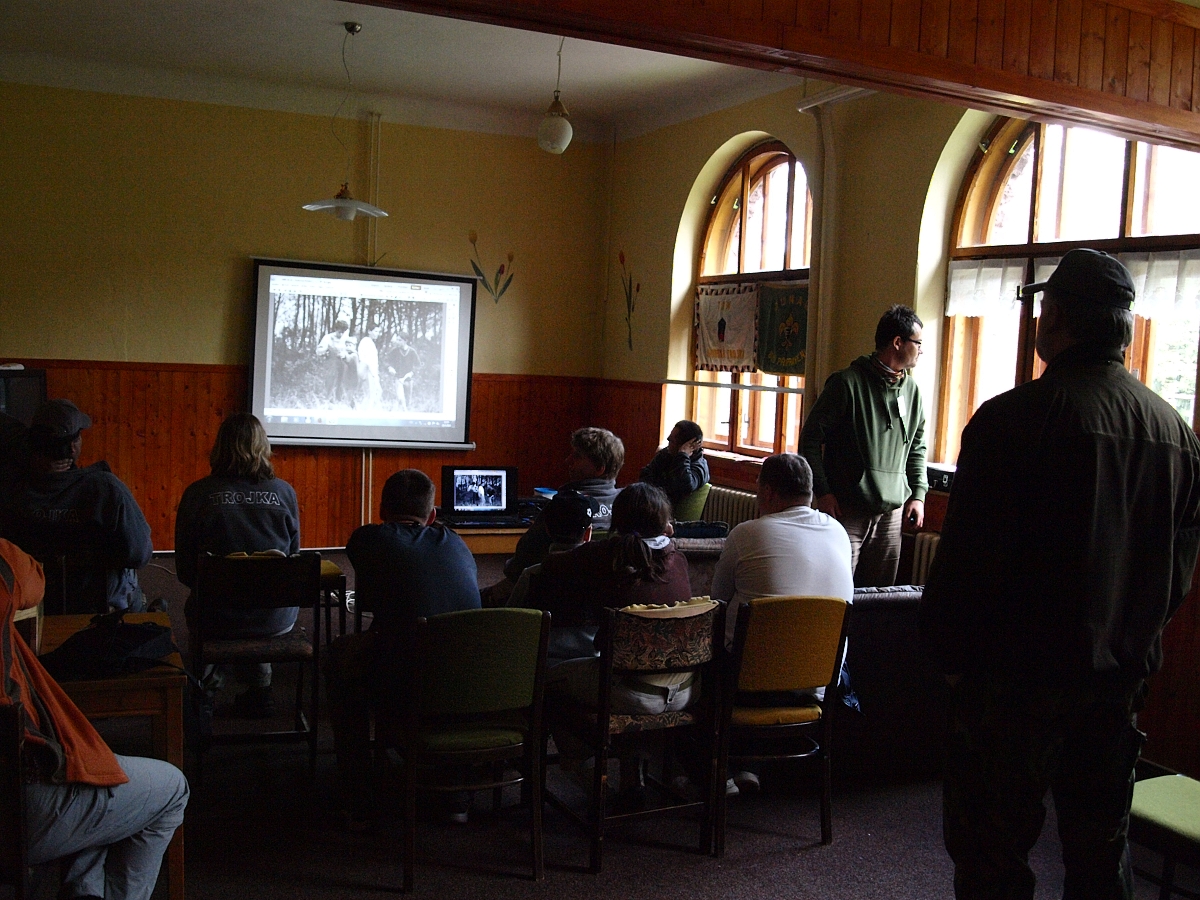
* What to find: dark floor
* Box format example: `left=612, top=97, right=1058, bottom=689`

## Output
left=36, top=553, right=1199, bottom=899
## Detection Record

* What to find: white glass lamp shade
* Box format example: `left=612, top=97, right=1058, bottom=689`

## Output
left=537, top=95, right=573, bottom=155
left=303, top=183, right=388, bottom=221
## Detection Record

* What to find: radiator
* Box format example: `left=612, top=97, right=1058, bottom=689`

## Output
left=912, top=531, right=941, bottom=585
left=702, top=486, right=759, bottom=528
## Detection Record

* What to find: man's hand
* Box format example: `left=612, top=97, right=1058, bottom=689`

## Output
left=813, top=493, right=841, bottom=518
left=678, top=437, right=703, bottom=456
left=904, top=498, right=925, bottom=529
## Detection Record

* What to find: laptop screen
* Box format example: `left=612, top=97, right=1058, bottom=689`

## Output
left=441, top=466, right=519, bottom=520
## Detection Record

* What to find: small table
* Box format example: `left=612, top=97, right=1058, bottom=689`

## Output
left=451, top=527, right=527, bottom=555
left=40, top=614, right=186, bottom=900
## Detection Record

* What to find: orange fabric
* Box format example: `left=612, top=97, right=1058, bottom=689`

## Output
left=0, top=539, right=127, bottom=787
left=731, top=705, right=821, bottom=726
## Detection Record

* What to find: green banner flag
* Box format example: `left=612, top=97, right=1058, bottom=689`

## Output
left=756, top=282, right=808, bottom=375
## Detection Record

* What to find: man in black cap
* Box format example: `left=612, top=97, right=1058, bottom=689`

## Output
left=0, top=399, right=153, bottom=613
left=506, top=490, right=599, bottom=615
left=920, top=249, right=1200, bottom=899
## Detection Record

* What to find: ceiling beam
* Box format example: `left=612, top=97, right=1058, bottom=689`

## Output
left=356, top=0, right=1200, bottom=150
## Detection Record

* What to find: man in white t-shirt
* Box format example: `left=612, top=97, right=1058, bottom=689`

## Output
left=710, top=452, right=854, bottom=793
left=712, top=453, right=854, bottom=643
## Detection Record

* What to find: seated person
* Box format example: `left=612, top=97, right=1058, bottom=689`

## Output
left=502, top=426, right=625, bottom=583
left=1, top=538, right=188, bottom=900
left=529, top=483, right=696, bottom=799
left=0, top=400, right=152, bottom=613
left=175, top=413, right=300, bottom=718
left=639, top=419, right=710, bottom=513
left=327, top=469, right=480, bottom=825
left=709, top=453, right=853, bottom=794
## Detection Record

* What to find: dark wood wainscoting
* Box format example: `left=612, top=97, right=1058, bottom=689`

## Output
left=12, top=360, right=663, bottom=551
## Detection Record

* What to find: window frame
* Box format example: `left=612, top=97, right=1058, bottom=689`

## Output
left=693, top=140, right=812, bottom=458
left=939, top=117, right=1200, bottom=462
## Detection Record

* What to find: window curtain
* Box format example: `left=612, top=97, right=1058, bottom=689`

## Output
left=1118, top=250, right=1200, bottom=319
left=946, top=258, right=1026, bottom=317
left=756, top=282, right=808, bottom=375
left=694, top=282, right=758, bottom=372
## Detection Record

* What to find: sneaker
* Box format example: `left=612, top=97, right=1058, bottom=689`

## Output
left=227, top=686, right=275, bottom=719
left=733, top=770, right=761, bottom=795
left=442, top=795, right=470, bottom=825
left=725, top=778, right=740, bottom=797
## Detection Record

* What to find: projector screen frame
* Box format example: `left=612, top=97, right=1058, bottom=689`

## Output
left=249, top=258, right=478, bottom=450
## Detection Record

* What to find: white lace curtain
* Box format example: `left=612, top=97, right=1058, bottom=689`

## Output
left=948, top=250, right=1200, bottom=320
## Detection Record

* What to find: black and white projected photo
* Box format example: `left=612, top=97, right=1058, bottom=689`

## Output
left=453, top=470, right=506, bottom=512
left=265, top=275, right=456, bottom=422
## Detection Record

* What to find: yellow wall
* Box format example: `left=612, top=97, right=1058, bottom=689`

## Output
left=0, top=81, right=608, bottom=376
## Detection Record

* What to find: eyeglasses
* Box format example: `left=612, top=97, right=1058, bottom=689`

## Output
left=903, top=337, right=923, bottom=347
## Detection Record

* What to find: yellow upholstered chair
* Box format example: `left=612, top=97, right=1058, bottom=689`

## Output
left=672, top=482, right=712, bottom=523
left=1129, top=772, right=1200, bottom=900
left=718, top=595, right=850, bottom=852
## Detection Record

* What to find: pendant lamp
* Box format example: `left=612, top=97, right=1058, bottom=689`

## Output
left=537, top=38, right=572, bottom=155
left=304, top=22, right=388, bottom=221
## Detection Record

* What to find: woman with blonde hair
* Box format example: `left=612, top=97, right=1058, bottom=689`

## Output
left=175, top=413, right=300, bottom=718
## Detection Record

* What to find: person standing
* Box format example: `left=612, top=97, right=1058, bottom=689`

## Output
left=920, top=249, right=1200, bottom=899
left=800, top=304, right=928, bottom=586
left=175, top=413, right=301, bottom=718
left=316, top=318, right=358, bottom=403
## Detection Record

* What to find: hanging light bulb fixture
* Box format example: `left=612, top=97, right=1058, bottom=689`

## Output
left=303, top=22, right=388, bottom=221
left=537, top=37, right=573, bottom=155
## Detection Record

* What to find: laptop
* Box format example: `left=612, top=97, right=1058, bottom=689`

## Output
left=439, top=465, right=523, bottom=527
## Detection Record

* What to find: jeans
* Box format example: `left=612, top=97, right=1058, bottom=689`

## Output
left=841, top=506, right=902, bottom=587
left=25, top=755, right=189, bottom=900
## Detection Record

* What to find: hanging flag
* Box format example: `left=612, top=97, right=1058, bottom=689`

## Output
left=756, top=282, right=808, bottom=375
left=694, top=282, right=758, bottom=372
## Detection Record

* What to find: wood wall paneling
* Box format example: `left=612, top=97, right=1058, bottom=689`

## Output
left=16, top=361, right=664, bottom=552
left=1104, top=6, right=1131, bottom=94
left=1054, top=0, right=1084, bottom=84
left=1028, top=0, right=1060, bottom=80
left=890, top=0, right=923, bottom=50
left=974, top=0, right=1006, bottom=69
left=797, top=0, right=832, bottom=33
left=1170, top=23, right=1195, bottom=109
left=1080, top=0, right=1109, bottom=91
left=920, top=0, right=953, bottom=56
left=1149, top=18, right=1176, bottom=105
left=764, top=0, right=799, bottom=26
left=828, top=0, right=862, bottom=41
left=948, top=0, right=980, bottom=65
left=1002, top=0, right=1034, bottom=73
left=1140, top=582, right=1200, bottom=776
left=1127, top=11, right=1154, bottom=100
left=859, top=0, right=892, bottom=46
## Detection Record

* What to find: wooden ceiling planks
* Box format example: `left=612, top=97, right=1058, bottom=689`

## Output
left=359, top=0, right=1200, bottom=147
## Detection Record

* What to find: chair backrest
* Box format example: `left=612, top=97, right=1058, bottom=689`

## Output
left=414, top=608, right=550, bottom=717
left=0, top=702, right=28, bottom=896
left=672, top=483, right=712, bottom=522
left=606, top=600, right=720, bottom=675
left=194, top=551, right=322, bottom=611
left=734, top=596, right=849, bottom=693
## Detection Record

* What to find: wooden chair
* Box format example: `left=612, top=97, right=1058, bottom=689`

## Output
left=192, top=552, right=322, bottom=773
left=377, top=607, right=551, bottom=892
left=1129, top=771, right=1200, bottom=900
left=545, top=599, right=724, bottom=872
left=0, top=702, right=29, bottom=900
left=718, top=595, right=850, bottom=853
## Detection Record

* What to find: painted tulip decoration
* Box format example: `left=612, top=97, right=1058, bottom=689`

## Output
left=619, top=250, right=640, bottom=350
left=469, top=231, right=515, bottom=303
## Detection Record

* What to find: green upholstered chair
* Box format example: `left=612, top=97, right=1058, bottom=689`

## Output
left=718, top=595, right=850, bottom=853
left=672, top=482, right=712, bottom=523
left=544, top=599, right=724, bottom=872
left=379, top=607, right=551, bottom=892
left=1130, top=773, right=1200, bottom=900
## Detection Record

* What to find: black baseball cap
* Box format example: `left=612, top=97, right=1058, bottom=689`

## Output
left=1020, top=249, right=1135, bottom=310
left=543, top=490, right=601, bottom=539
left=30, top=399, right=91, bottom=439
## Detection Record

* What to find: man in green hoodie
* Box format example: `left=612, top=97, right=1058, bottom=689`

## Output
left=799, top=305, right=928, bottom=586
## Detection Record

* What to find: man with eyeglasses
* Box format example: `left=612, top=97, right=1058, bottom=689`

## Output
left=921, top=249, right=1200, bottom=899
left=800, top=304, right=928, bottom=586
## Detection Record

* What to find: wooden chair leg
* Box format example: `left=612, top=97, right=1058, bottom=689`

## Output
left=308, top=659, right=319, bottom=773
left=820, top=749, right=832, bottom=845
left=530, top=747, right=545, bottom=881
left=403, top=754, right=417, bottom=893
left=590, top=745, right=608, bottom=874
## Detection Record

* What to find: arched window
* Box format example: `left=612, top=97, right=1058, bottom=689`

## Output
left=693, top=141, right=813, bottom=457
left=938, top=117, right=1200, bottom=463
